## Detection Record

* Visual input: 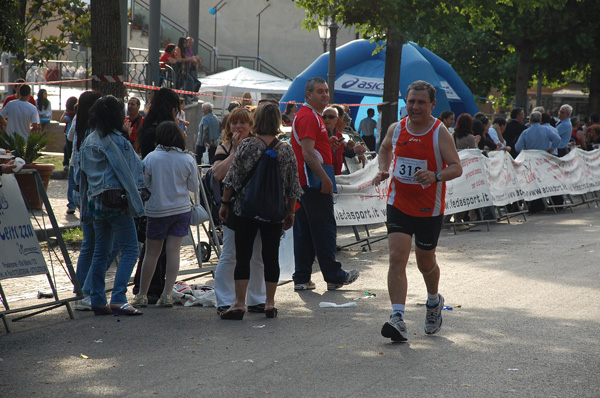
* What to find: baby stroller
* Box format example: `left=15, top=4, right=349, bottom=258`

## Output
left=195, top=166, right=224, bottom=261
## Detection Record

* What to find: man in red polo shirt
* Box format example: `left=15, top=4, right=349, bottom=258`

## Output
left=373, top=80, right=462, bottom=342
left=3, top=78, right=37, bottom=107
left=291, top=77, right=359, bottom=291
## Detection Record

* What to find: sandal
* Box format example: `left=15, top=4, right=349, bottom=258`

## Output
left=265, top=307, right=278, bottom=319
left=220, top=309, right=245, bottom=320
left=111, top=303, right=143, bottom=316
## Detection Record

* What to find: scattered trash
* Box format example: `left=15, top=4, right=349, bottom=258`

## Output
left=94, top=339, right=103, bottom=343
left=354, top=291, right=376, bottom=300
left=253, top=325, right=266, bottom=329
left=243, top=359, right=254, bottom=363
left=174, top=281, right=193, bottom=295
left=361, top=247, right=367, bottom=252
left=172, top=285, right=216, bottom=307
left=319, top=302, right=357, bottom=308
left=37, top=291, right=53, bottom=299
left=443, top=306, right=453, bottom=311
left=79, top=354, right=89, bottom=359
left=507, top=368, right=519, bottom=371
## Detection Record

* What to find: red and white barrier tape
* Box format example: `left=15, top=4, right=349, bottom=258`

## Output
left=92, top=75, right=124, bottom=83
left=2, top=78, right=92, bottom=85
left=2, top=79, right=387, bottom=107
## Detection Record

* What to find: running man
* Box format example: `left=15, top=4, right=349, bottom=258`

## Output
left=373, top=80, right=462, bottom=342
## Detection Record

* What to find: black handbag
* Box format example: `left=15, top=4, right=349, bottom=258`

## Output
left=101, top=188, right=151, bottom=209
left=102, top=189, right=128, bottom=209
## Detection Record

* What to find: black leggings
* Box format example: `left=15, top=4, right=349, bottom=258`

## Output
left=234, top=215, right=282, bottom=283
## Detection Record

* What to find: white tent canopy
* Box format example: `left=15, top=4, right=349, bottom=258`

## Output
left=198, top=66, right=292, bottom=114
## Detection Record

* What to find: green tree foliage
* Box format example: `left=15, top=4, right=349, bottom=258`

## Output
left=1, top=0, right=90, bottom=77
left=461, top=0, right=573, bottom=108
left=0, top=0, right=25, bottom=55
left=296, top=0, right=452, bottom=140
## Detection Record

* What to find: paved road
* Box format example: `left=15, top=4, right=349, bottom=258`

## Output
left=1, top=177, right=599, bottom=397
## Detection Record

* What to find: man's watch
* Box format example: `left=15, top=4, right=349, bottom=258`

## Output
left=434, top=171, right=442, bottom=182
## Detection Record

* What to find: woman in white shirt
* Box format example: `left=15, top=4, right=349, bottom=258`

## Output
left=132, top=121, right=199, bottom=308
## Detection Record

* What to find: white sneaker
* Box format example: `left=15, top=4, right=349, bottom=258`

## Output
left=74, top=296, right=92, bottom=311
left=294, top=281, right=316, bottom=291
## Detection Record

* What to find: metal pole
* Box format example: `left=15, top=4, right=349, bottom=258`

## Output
left=189, top=0, right=200, bottom=56
left=256, top=4, right=270, bottom=62
left=212, top=1, right=226, bottom=72
left=328, top=21, right=338, bottom=103
left=148, top=0, right=161, bottom=86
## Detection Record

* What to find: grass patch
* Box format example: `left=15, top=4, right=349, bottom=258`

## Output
left=62, top=227, right=83, bottom=243
left=36, top=154, right=64, bottom=169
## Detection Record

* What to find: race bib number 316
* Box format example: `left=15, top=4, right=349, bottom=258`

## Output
left=393, top=157, right=427, bottom=184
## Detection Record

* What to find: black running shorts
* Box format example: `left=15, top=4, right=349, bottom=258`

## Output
left=386, top=205, right=444, bottom=250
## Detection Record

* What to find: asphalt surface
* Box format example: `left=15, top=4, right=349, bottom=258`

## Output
left=1, top=176, right=599, bottom=398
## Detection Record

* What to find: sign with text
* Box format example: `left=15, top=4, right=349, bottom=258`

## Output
left=0, top=174, right=47, bottom=280
left=335, top=74, right=392, bottom=97
left=333, top=148, right=600, bottom=223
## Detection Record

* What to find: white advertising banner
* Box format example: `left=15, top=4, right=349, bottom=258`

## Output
left=444, top=149, right=493, bottom=214
left=0, top=174, right=48, bottom=280
left=333, top=148, right=600, bottom=224
left=334, top=160, right=389, bottom=226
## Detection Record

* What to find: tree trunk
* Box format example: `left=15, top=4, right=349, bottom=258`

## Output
left=91, top=0, right=125, bottom=98
left=514, top=42, right=533, bottom=110
left=381, top=29, right=403, bottom=143
left=15, top=0, right=28, bottom=78
left=588, top=59, right=600, bottom=115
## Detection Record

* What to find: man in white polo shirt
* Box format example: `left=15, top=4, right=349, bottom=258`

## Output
left=0, top=84, right=40, bottom=139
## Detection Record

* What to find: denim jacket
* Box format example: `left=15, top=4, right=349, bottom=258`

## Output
left=80, top=129, right=145, bottom=220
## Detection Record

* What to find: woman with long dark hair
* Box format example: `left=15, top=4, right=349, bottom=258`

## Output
left=80, top=95, right=146, bottom=316
left=136, top=88, right=180, bottom=158
left=132, top=88, right=180, bottom=303
left=36, top=89, right=52, bottom=132
left=68, top=91, right=108, bottom=312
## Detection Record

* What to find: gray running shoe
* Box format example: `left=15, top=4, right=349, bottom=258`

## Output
left=327, top=269, right=360, bottom=290
left=381, top=313, right=408, bottom=342
left=424, top=294, right=445, bottom=334
left=294, top=281, right=316, bottom=291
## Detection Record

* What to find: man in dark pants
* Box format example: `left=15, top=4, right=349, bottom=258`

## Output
left=504, top=107, right=527, bottom=159
left=291, top=77, right=359, bottom=291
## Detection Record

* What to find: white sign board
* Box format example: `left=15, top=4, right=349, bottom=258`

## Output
left=0, top=174, right=48, bottom=280
left=439, top=80, right=461, bottom=100
left=333, top=148, right=600, bottom=224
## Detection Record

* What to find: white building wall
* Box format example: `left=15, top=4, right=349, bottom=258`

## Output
left=160, top=0, right=359, bottom=78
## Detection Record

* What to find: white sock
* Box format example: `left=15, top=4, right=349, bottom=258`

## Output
left=427, top=292, right=439, bottom=306
left=392, top=304, right=405, bottom=318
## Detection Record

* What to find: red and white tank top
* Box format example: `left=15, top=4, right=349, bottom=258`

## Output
left=388, top=117, right=446, bottom=217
